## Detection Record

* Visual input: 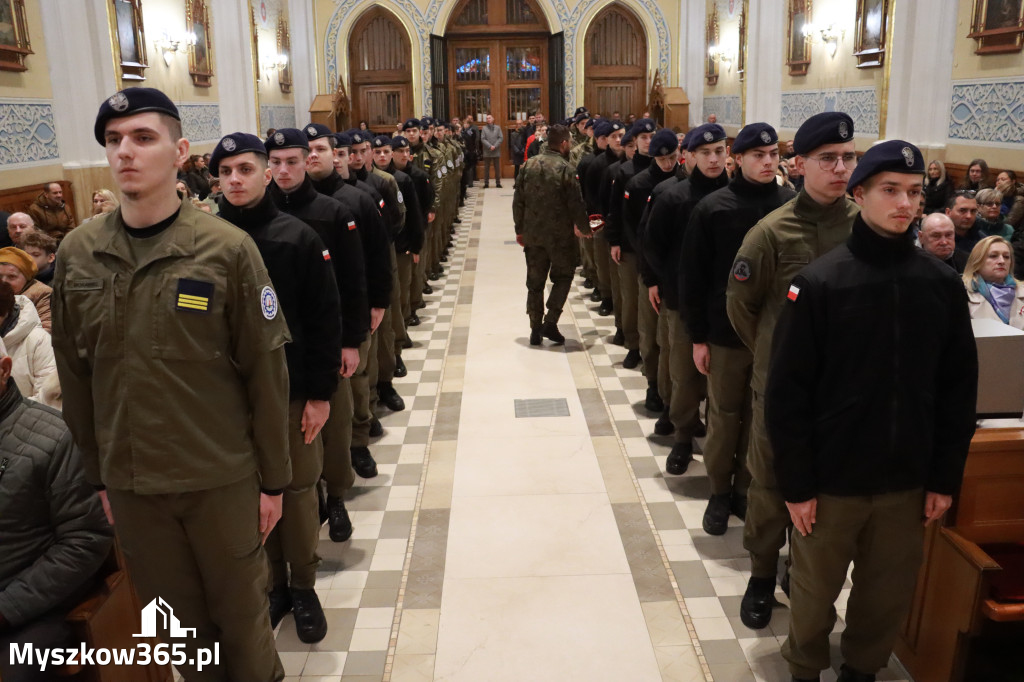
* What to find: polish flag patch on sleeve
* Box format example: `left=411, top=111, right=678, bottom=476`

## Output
left=624, top=190, right=630, bottom=199
left=787, top=284, right=801, bottom=302
left=379, top=199, right=385, bottom=209
left=347, top=220, right=357, bottom=231
left=322, top=249, right=331, bottom=261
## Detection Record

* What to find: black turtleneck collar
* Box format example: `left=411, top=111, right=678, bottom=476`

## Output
left=648, top=161, right=677, bottom=184
left=846, top=213, right=915, bottom=265
left=353, top=166, right=369, bottom=181
left=218, top=189, right=278, bottom=230
left=731, top=170, right=778, bottom=197
left=690, top=167, right=730, bottom=194
left=269, top=175, right=318, bottom=208
left=633, top=153, right=652, bottom=172
left=310, top=170, right=342, bottom=195
left=604, top=147, right=619, bottom=162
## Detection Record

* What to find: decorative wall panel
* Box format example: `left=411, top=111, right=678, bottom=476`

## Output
left=780, top=87, right=879, bottom=135
left=0, top=100, right=60, bottom=167
left=702, top=94, right=741, bottom=126
left=260, top=104, right=297, bottom=132
left=177, top=103, right=222, bottom=142
left=949, top=78, right=1024, bottom=146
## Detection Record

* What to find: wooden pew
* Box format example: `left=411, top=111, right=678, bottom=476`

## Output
left=895, top=427, right=1024, bottom=682
left=0, top=180, right=78, bottom=224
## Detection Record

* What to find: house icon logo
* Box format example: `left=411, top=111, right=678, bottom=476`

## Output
left=133, top=597, right=197, bottom=638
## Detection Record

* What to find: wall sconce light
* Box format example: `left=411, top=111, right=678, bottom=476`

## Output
left=802, top=22, right=844, bottom=57
left=260, top=53, right=288, bottom=79
left=155, top=31, right=197, bottom=66
left=708, top=45, right=736, bottom=70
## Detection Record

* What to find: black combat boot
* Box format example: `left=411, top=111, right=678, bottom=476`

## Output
left=622, top=349, right=641, bottom=369
left=326, top=495, right=353, bottom=542
left=731, top=493, right=747, bottom=520
left=740, top=576, right=776, bottom=629
left=530, top=327, right=542, bottom=346
left=291, top=588, right=328, bottom=643
left=644, top=384, right=664, bottom=412
left=378, top=383, right=406, bottom=412
left=268, top=585, right=292, bottom=628
left=611, top=327, right=625, bottom=345
left=654, top=409, right=674, bottom=436
left=369, top=417, right=383, bottom=438
left=665, top=442, right=693, bottom=475
left=406, top=313, right=421, bottom=326
left=394, top=356, right=408, bottom=378
left=598, top=298, right=613, bottom=316
left=837, top=664, right=875, bottom=682
left=702, top=493, right=732, bottom=535
left=351, top=446, right=378, bottom=478
left=542, top=322, right=565, bottom=345
left=589, top=289, right=602, bottom=303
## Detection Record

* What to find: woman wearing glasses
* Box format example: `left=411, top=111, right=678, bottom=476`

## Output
left=975, top=188, right=1014, bottom=240
left=963, top=235, right=1024, bottom=329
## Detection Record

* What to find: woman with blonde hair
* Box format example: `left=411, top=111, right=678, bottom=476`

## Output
left=91, top=189, right=118, bottom=216
left=963, top=235, right=1024, bottom=328
left=923, top=160, right=952, bottom=214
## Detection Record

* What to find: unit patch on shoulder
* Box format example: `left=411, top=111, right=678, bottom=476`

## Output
left=347, top=220, right=357, bottom=231
left=732, top=258, right=752, bottom=282
left=261, top=285, right=279, bottom=320
left=787, top=284, right=801, bottom=302
left=322, top=249, right=331, bottom=261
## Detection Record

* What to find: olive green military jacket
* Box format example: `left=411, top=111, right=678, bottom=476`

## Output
left=413, top=143, right=443, bottom=214
left=512, top=148, right=590, bottom=253
left=726, top=190, right=859, bottom=394
left=52, top=199, right=293, bottom=495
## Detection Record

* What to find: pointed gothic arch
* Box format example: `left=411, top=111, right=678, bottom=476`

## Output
left=583, top=3, right=648, bottom=118
left=348, top=7, right=414, bottom=130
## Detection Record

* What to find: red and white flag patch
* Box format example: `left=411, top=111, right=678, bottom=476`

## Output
left=347, top=220, right=357, bottom=231
left=378, top=199, right=385, bottom=209
left=787, top=285, right=800, bottom=302
left=322, top=249, right=331, bottom=261
left=624, top=190, right=630, bottom=199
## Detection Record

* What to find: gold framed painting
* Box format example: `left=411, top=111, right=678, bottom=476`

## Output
left=0, top=0, right=32, bottom=72
left=737, top=5, right=746, bottom=81
left=112, top=0, right=147, bottom=81
left=705, top=7, right=719, bottom=87
left=969, top=0, right=1024, bottom=54
left=187, top=0, right=213, bottom=87
left=277, top=17, right=292, bottom=94
left=787, top=0, right=811, bottom=76
left=853, top=0, right=887, bottom=68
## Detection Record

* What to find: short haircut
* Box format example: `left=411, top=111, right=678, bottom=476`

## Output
left=947, top=192, right=977, bottom=210
left=977, top=187, right=1003, bottom=205
left=45, top=182, right=61, bottom=193
left=920, top=212, right=954, bottom=232
left=160, top=113, right=183, bottom=142
left=21, top=230, right=57, bottom=255
left=547, top=124, right=571, bottom=148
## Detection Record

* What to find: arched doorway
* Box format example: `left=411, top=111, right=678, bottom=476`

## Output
left=349, top=8, right=414, bottom=131
left=445, top=0, right=552, bottom=175
left=584, top=4, right=647, bottom=118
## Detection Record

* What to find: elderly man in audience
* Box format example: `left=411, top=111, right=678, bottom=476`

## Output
left=4, top=213, right=35, bottom=249
left=0, top=248, right=51, bottom=333
left=964, top=235, right=1024, bottom=329
left=0, top=335, right=113, bottom=682
left=27, top=183, right=76, bottom=243
left=919, top=213, right=968, bottom=274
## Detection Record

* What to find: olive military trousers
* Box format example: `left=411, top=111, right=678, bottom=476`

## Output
left=524, top=244, right=575, bottom=328
left=666, top=308, right=707, bottom=444
left=784, top=489, right=925, bottom=679
left=704, top=344, right=753, bottom=497
left=637, top=274, right=659, bottom=385
left=592, top=231, right=614, bottom=303
left=411, top=236, right=427, bottom=309
left=107, top=475, right=285, bottom=682
left=377, top=249, right=403, bottom=382
left=349, top=336, right=375, bottom=449
left=267, top=400, right=324, bottom=589
left=744, top=390, right=793, bottom=579
left=616, top=252, right=640, bottom=351
left=656, top=307, right=672, bottom=405
left=321, top=375, right=357, bottom=497
left=396, top=251, right=415, bottom=323
left=580, top=235, right=597, bottom=283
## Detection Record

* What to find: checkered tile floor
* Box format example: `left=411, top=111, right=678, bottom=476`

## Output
left=270, top=191, right=479, bottom=682
left=566, top=276, right=914, bottom=682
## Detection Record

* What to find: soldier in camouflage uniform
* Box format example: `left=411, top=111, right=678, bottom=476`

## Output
left=513, top=124, right=590, bottom=346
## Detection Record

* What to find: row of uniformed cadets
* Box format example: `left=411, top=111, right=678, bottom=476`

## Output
left=550, top=106, right=976, bottom=682
left=49, top=87, right=469, bottom=681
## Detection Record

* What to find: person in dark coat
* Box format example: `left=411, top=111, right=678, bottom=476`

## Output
left=212, top=132, right=342, bottom=643
left=766, top=141, right=977, bottom=682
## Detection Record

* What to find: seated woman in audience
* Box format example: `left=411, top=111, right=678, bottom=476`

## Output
left=923, top=160, right=953, bottom=214
left=995, top=170, right=1024, bottom=235
left=964, top=235, right=1024, bottom=329
left=0, top=247, right=50, bottom=332
left=91, top=189, right=118, bottom=216
left=0, top=282, right=58, bottom=408
left=959, top=158, right=992, bottom=191
left=175, top=180, right=193, bottom=199
left=975, top=188, right=1015, bottom=240
left=179, top=154, right=211, bottom=200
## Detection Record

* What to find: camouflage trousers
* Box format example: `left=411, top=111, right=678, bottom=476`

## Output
left=524, top=244, right=576, bottom=328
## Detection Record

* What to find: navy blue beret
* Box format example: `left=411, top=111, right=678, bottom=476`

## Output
left=420, top=116, right=435, bottom=127
left=95, top=87, right=180, bottom=145
left=585, top=118, right=596, bottom=130
left=334, top=132, right=352, bottom=148
left=391, top=135, right=410, bottom=150
left=348, top=130, right=371, bottom=145
left=732, top=122, right=778, bottom=154
left=209, top=133, right=267, bottom=177
left=303, top=122, right=333, bottom=141
left=687, top=123, right=727, bottom=151
left=402, top=118, right=422, bottom=131
left=372, top=135, right=393, bottom=148
left=594, top=120, right=619, bottom=139
left=792, top=112, right=854, bottom=155
left=650, top=129, right=679, bottom=157
left=631, top=118, right=656, bottom=136
left=847, top=140, right=924, bottom=190
left=680, top=130, right=692, bottom=151
left=263, top=128, right=309, bottom=151
left=574, top=106, right=589, bottom=118
left=621, top=127, right=635, bottom=145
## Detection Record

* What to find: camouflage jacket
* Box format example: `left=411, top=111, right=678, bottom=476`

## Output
left=512, top=149, right=590, bottom=251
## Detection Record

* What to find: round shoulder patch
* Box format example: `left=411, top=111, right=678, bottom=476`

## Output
left=260, top=285, right=279, bottom=320
left=732, top=258, right=752, bottom=283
